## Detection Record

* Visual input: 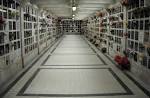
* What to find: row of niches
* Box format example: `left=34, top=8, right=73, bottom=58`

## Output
left=99, top=13, right=107, bottom=34
left=126, top=41, right=150, bottom=68
left=110, top=22, right=123, bottom=28
left=0, top=0, right=21, bottom=63
left=144, top=32, right=150, bottom=42
left=109, top=14, right=123, bottom=22
left=0, top=41, right=20, bottom=56
left=126, top=0, right=150, bottom=69
left=128, top=8, right=150, bottom=19
left=0, top=0, right=59, bottom=67
left=107, top=5, right=123, bottom=15
left=127, top=40, right=144, bottom=52
left=0, top=55, right=12, bottom=66
left=127, top=33, right=150, bottom=55
left=24, top=43, right=38, bottom=54
left=0, top=19, right=19, bottom=31
left=40, top=18, right=54, bottom=27
left=127, top=0, right=145, bottom=9
left=24, top=14, right=37, bottom=22
left=0, top=0, right=20, bottom=9
left=0, top=31, right=20, bottom=44
left=110, top=29, right=124, bottom=37
left=108, top=36, right=122, bottom=44
left=109, top=42, right=122, bottom=52
left=23, top=7, right=37, bottom=16
left=126, top=0, right=150, bottom=44
left=9, top=31, right=20, bottom=41
left=23, top=6, right=38, bottom=55
left=24, top=37, right=35, bottom=46
left=24, top=23, right=32, bottom=29
left=0, top=10, right=19, bottom=20
left=0, top=0, right=20, bottom=29
left=93, top=4, right=121, bottom=56
left=127, top=31, right=139, bottom=41
left=128, top=20, right=150, bottom=30
left=142, top=57, right=150, bottom=68
left=62, top=24, right=82, bottom=26
left=0, top=32, right=5, bottom=44
left=85, top=0, right=150, bottom=69
left=0, top=32, right=20, bottom=45
left=62, top=23, right=82, bottom=26
left=24, top=30, right=32, bottom=38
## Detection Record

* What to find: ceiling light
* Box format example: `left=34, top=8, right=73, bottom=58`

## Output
left=72, top=6, right=76, bottom=11
left=72, top=18, right=75, bottom=20
left=73, top=14, right=75, bottom=17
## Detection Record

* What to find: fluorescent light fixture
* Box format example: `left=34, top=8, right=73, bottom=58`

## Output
left=72, top=6, right=76, bottom=11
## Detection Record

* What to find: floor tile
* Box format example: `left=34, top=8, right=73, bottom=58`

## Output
left=2, top=35, right=149, bottom=98
left=53, top=48, right=95, bottom=54
left=57, top=43, right=89, bottom=48
left=19, top=68, right=129, bottom=96
left=43, top=54, right=104, bottom=66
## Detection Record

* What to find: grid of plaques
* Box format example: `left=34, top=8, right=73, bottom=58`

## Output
left=86, top=16, right=97, bottom=43
left=56, top=19, right=63, bottom=38
left=23, top=5, right=38, bottom=55
left=98, top=10, right=109, bottom=47
left=62, top=20, right=82, bottom=34
left=84, top=0, right=150, bottom=69
left=86, top=18, right=91, bottom=40
left=108, top=4, right=125, bottom=55
left=0, top=0, right=21, bottom=68
left=52, top=17, right=57, bottom=40
left=39, top=12, right=48, bottom=48
left=127, top=0, right=150, bottom=69
left=46, top=15, right=53, bottom=44
left=81, top=20, right=88, bottom=35
left=94, top=16, right=100, bottom=46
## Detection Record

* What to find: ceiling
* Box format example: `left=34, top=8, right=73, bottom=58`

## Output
left=31, top=0, right=117, bottom=20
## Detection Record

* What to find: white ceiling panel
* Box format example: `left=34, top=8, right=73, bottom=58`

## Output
left=31, top=0, right=116, bottom=19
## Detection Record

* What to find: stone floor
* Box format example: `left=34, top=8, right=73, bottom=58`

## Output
left=3, top=35, right=149, bottom=98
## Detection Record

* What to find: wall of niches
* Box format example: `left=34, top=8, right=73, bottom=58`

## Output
left=0, top=0, right=22, bottom=86
left=84, top=0, right=150, bottom=84
left=23, top=4, right=39, bottom=64
left=61, top=20, right=82, bottom=34
left=0, top=0, right=61, bottom=88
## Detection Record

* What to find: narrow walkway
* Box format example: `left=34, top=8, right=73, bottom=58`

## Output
left=3, top=35, right=149, bottom=98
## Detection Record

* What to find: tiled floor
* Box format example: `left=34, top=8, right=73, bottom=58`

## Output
left=3, top=35, right=149, bottom=98
left=43, top=54, right=104, bottom=66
